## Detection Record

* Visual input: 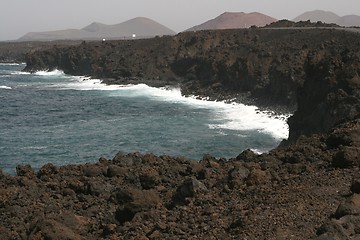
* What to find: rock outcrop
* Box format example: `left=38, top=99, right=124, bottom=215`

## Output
left=288, top=48, right=360, bottom=141
left=0, top=41, right=81, bottom=63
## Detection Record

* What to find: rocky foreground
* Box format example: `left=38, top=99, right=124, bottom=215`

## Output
left=1, top=124, right=360, bottom=240
left=2, top=26, right=360, bottom=239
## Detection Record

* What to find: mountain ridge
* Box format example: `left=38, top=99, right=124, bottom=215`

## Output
left=18, top=17, right=176, bottom=41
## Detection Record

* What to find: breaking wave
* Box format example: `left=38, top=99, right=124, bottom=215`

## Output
left=49, top=72, right=289, bottom=140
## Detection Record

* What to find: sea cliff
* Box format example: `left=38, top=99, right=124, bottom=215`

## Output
left=24, top=28, right=360, bottom=141
left=1, top=27, right=360, bottom=239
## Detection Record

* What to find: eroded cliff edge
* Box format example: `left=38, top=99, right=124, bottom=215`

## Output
left=24, top=28, right=360, bottom=141
left=2, top=28, right=360, bottom=239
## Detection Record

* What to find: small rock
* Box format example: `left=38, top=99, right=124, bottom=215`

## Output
left=351, top=176, right=360, bottom=194
left=113, top=151, right=135, bottom=166
left=113, top=188, right=162, bottom=224
left=179, top=178, right=207, bottom=198
left=83, top=165, right=103, bottom=177
left=196, top=168, right=209, bottom=180
left=98, top=156, right=109, bottom=164
left=139, top=167, right=160, bottom=189
left=236, top=149, right=258, bottom=162
left=16, top=165, right=36, bottom=178
left=149, top=230, right=162, bottom=239
left=230, top=166, right=250, bottom=180
left=332, top=147, right=360, bottom=168
left=334, top=203, right=359, bottom=219
left=85, top=180, right=104, bottom=196
left=172, top=178, right=208, bottom=205
left=28, top=219, right=82, bottom=240
left=141, top=153, right=159, bottom=165
left=37, top=163, right=58, bottom=178
left=106, top=165, right=127, bottom=178
left=246, top=169, right=271, bottom=186
left=202, top=154, right=219, bottom=168
left=229, top=166, right=250, bottom=189
left=102, top=224, right=117, bottom=236
left=62, top=188, right=76, bottom=198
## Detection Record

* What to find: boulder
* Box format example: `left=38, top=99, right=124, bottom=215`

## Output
left=16, top=165, right=36, bottom=178
left=106, top=165, right=127, bottom=178
left=113, top=188, right=162, bottom=224
left=139, top=167, right=160, bottom=189
left=28, top=219, right=83, bottom=240
left=228, top=166, right=250, bottom=189
left=172, top=178, right=208, bottom=205
left=82, top=165, right=103, bottom=177
left=37, top=163, right=58, bottom=178
left=236, top=149, right=258, bottom=162
left=351, top=176, right=360, bottom=194
left=113, top=152, right=143, bottom=166
left=332, top=147, right=360, bottom=168
left=246, top=169, right=271, bottom=186
left=334, top=203, right=359, bottom=219
left=315, top=215, right=360, bottom=239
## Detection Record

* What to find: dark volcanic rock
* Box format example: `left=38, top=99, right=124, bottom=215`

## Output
left=314, top=191, right=360, bottom=239
left=16, top=164, right=36, bottom=178
left=288, top=49, right=360, bottom=141
left=0, top=41, right=82, bottom=63
left=113, top=188, right=162, bottom=225
left=2, top=27, right=360, bottom=239
left=1, top=147, right=359, bottom=239
left=351, top=175, right=360, bottom=194
left=28, top=218, right=83, bottom=240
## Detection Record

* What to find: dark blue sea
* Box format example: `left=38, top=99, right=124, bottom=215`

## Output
left=0, top=63, right=289, bottom=175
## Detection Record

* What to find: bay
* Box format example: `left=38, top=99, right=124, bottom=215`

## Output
left=0, top=63, right=289, bottom=174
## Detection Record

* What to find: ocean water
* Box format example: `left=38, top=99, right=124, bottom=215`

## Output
left=0, top=63, right=289, bottom=175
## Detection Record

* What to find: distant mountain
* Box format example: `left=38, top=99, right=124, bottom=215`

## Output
left=293, top=10, right=360, bottom=27
left=186, top=12, right=277, bottom=31
left=293, top=10, right=340, bottom=23
left=18, top=17, right=176, bottom=41
left=337, top=15, right=360, bottom=27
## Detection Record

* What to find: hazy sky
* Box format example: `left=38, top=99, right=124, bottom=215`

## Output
left=1, top=0, right=360, bottom=41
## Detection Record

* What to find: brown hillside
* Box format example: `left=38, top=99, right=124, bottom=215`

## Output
left=187, top=12, right=277, bottom=31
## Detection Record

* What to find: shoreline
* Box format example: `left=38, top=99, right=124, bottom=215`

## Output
left=1, top=65, right=289, bottom=176
left=101, top=76, right=297, bottom=116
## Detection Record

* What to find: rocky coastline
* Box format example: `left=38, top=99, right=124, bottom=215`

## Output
left=2, top=27, right=360, bottom=239
left=0, top=40, right=82, bottom=63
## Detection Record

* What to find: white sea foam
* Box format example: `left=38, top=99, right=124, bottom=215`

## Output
left=104, top=83, right=290, bottom=140
left=59, top=77, right=124, bottom=91
left=34, top=72, right=290, bottom=140
left=207, top=104, right=290, bottom=140
left=10, top=71, right=30, bottom=75
left=9, top=69, right=66, bottom=77
left=0, top=63, right=23, bottom=66
left=34, top=69, right=65, bottom=76
left=0, top=85, right=12, bottom=90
